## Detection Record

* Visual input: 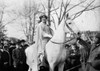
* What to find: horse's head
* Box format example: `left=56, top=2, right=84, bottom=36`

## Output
left=64, top=14, right=80, bottom=36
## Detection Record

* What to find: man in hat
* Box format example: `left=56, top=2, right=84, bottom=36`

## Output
left=1, top=43, right=11, bottom=71
left=12, top=42, right=24, bottom=71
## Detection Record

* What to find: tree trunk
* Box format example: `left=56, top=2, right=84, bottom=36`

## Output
left=31, top=13, right=36, bottom=43
left=48, top=0, right=51, bottom=26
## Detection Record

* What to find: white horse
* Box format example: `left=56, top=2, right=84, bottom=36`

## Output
left=45, top=16, right=80, bottom=71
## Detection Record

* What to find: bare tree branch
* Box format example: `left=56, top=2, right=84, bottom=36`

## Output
left=20, top=20, right=28, bottom=37
left=52, top=4, right=59, bottom=19
left=85, top=5, right=100, bottom=11
left=16, top=0, right=41, bottom=43
left=51, top=15, right=56, bottom=29
left=0, top=6, right=5, bottom=24
left=1, top=16, right=19, bottom=29
left=71, top=0, right=100, bottom=20
left=0, top=4, right=19, bottom=30
left=41, top=3, right=46, bottom=13
left=66, top=0, right=86, bottom=13
left=50, top=0, right=54, bottom=8
left=50, top=7, right=59, bottom=12
left=51, top=0, right=71, bottom=25
left=59, top=0, right=71, bottom=24
left=59, top=0, right=64, bottom=21
left=64, top=0, right=71, bottom=9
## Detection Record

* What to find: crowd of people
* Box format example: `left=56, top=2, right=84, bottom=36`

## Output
left=0, top=32, right=100, bottom=71
left=0, top=38, right=29, bottom=71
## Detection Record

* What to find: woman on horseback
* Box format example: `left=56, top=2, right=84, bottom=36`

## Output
left=34, top=14, right=53, bottom=70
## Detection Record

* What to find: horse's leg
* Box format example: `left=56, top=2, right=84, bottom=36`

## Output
left=28, top=67, right=29, bottom=71
left=32, top=64, right=38, bottom=71
left=31, top=59, right=38, bottom=71
left=28, top=67, right=31, bottom=71
left=58, top=62, right=65, bottom=71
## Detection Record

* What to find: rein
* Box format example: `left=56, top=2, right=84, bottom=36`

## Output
left=65, top=58, right=94, bottom=71
left=65, top=61, right=89, bottom=71
left=65, top=64, right=81, bottom=71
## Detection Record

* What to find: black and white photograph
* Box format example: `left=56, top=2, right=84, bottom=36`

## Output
left=0, top=0, right=100, bottom=71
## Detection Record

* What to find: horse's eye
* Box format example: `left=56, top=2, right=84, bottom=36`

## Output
left=68, top=23, right=71, bottom=25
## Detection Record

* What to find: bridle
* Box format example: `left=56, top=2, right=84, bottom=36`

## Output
left=50, top=37, right=76, bottom=44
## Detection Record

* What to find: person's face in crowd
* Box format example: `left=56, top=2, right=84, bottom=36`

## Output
left=21, top=42, right=24, bottom=46
left=16, top=44, right=19, bottom=48
left=4, top=41, right=8, bottom=46
left=81, top=34, right=87, bottom=41
left=10, top=41, right=13, bottom=43
left=92, top=36, right=98, bottom=44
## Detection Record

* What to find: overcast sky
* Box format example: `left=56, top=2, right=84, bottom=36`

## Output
left=1, top=0, right=100, bottom=39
